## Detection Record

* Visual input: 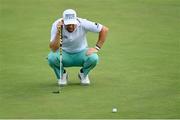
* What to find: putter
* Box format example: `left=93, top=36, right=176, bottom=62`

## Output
left=52, top=22, right=63, bottom=94
left=59, top=23, right=63, bottom=90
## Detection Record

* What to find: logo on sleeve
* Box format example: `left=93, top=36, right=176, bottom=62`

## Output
left=95, top=23, right=99, bottom=28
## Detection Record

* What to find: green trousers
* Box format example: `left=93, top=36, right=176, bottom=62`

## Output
left=48, top=49, right=99, bottom=79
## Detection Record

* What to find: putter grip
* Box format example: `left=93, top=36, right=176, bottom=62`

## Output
left=59, top=25, right=63, bottom=54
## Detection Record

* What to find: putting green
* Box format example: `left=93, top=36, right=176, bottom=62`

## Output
left=0, top=0, right=179, bottom=119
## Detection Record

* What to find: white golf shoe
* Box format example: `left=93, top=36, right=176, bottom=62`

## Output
left=78, top=72, right=90, bottom=85
left=58, top=72, right=68, bottom=86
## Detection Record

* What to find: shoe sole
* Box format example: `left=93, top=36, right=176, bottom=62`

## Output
left=59, top=84, right=66, bottom=87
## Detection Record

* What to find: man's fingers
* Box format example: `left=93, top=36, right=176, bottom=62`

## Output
left=86, top=48, right=98, bottom=56
left=57, top=21, right=63, bottom=31
left=86, top=51, right=92, bottom=56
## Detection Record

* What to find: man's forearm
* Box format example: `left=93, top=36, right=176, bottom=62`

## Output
left=49, top=31, right=60, bottom=52
left=96, top=26, right=109, bottom=49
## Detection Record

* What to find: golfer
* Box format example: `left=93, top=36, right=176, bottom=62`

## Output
left=48, top=9, right=109, bottom=86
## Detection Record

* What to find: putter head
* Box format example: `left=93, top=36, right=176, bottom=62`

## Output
left=52, top=90, right=60, bottom=94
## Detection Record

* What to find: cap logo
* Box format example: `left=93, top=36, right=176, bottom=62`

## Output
left=65, top=14, right=75, bottom=20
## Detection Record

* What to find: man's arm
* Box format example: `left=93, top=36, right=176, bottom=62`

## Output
left=86, top=25, right=109, bottom=55
left=96, top=26, right=109, bottom=49
left=49, top=31, right=60, bottom=52
left=49, top=21, right=63, bottom=52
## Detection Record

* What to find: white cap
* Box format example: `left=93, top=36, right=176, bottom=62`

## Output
left=63, top=9, right=78, bottom=25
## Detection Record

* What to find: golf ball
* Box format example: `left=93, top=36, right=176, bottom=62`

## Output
left=112, top=108, right=117, bottom=113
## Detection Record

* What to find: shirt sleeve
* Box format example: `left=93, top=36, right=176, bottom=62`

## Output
left=50, top=19, right=61, bottom=42
left=50, top=22, right=57, bottom=42
left=80, top=18, right=103, bottom=33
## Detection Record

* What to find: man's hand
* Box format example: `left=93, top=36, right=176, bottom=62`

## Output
left=57, top=20, right=63, bottom=32
left=86, top=48, right=98, bottom=56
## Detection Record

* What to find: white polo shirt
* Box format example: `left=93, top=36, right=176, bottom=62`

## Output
left=50, top=18, right=103, bottom=53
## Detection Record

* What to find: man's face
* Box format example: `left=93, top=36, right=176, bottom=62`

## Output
left=65, top=24, right=76, bottom=33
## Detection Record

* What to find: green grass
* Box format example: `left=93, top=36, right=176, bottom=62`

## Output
left=0, top=0, right=180, bottom=119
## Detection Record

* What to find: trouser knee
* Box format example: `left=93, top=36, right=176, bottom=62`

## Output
left=48, top=52, right=58, bottom=67
left=88, top=54, right=99, bottom=66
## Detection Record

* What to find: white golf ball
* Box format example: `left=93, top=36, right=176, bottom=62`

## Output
left=112, top=108, right=117, bottom=113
